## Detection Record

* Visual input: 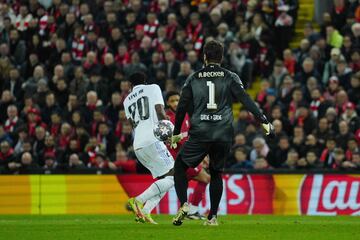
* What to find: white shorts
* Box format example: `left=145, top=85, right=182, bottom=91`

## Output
left=135, top=141, right=174, bottom=178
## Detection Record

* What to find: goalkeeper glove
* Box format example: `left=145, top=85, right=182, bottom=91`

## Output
left=262, top=122, right=275, bottom=137
left=170, top=134, right=183, bottom=149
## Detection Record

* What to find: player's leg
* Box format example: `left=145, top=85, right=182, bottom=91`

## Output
left=187, top=165, right=210, bottom=219
left=129, top=174, right=174, bottom=221
left=129, top=142, right=174, bottom=221
left=135, top=174, right=174, bottom=204
left=138, top=191, right=167, bottom=224
left=205, top=165, right=222, bottom=225
left=174, top=156, right=189, bottom=206
left=142, top=191, right=166, bottom=215
left=173, top=140, right=207, bottom=226
left=205, top=142, right=231, bottom=226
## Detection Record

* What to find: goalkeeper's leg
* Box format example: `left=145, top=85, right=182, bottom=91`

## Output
left=208, top=166, right=222, bottom=220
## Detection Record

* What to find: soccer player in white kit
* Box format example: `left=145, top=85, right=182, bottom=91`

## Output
left=124, top=72, right=175, bottom=224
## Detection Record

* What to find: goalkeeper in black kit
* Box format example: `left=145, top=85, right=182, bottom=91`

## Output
left=171, top=40, right=274, bottom=226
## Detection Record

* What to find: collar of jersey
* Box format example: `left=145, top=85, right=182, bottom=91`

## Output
left=133, top=84, right=145, bottom=89
left=207, top=63, right=220, bottom=67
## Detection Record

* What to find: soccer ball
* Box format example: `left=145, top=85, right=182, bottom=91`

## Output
left=153, top=120, right=174, bottom=141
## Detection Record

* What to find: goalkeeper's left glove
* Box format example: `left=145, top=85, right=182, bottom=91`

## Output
left=170, top=134, right=183, bottom=149
left=262, top=122, right=275, bottom=137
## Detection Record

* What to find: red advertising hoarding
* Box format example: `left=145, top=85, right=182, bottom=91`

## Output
left=118, top=174, right=360, bottom=216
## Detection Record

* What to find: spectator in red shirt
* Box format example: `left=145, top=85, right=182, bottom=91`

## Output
left=49, top=111, right=61, bottom=136
left=166, top=13, right=178, bottom=40
left=114, top=150, right=136, bottom=173
left=288, top=87, right=304, bottom=123
left=26, top=108, right=43, bottom=137
left=128, top=24, right=144, bottom=52
left=283, top=49, right=296, bottom=77
left=165, top=91, right=190, bottom=159
left=57, top=122, right=73, bottom=151
left=115, top=44, right=131, bottom=67
left=144, top=12, right=159, bottom=39
left=186, top=12, right=203, bottom=51
left=88, top=151, right=116, bottom=170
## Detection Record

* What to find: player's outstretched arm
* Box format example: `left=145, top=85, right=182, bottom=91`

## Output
left=230, top=73, right=274, bottom=136
left=155, top=104, right=167, bottom=121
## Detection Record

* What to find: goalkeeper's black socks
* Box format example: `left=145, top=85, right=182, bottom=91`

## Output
left=209, top=168, right=223, bottom=220
left=174, top=157, right=189, bottom=205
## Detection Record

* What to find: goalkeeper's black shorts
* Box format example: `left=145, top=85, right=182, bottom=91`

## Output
left=176, top=137, right=231, bottom=171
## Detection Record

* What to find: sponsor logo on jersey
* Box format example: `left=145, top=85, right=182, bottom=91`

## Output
left=198, top=71, right=224, bottom=78
left=200, top=114, right=223, bottom=121
left=300, top=174, right=360, bottom=215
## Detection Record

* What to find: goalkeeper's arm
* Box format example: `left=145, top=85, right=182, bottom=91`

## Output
left=230, top=72, right=274, bottom=136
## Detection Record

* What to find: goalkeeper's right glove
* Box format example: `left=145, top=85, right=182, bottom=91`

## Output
left=170, top=134, right=183, bottom=149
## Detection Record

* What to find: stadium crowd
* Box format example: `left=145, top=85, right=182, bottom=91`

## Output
left=0, top=0, right=358, bottom=174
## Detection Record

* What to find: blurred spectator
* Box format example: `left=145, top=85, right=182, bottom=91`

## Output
left=336, top=120, right=353, bottom=150
left=88, top=151, right=116, bottom=170
left=326, top=25, right=343, bottom=48
left=175, top=61, right=193, bottom=88
left=292, top=126, right=305, bottom=153
left=13, top=126, right=28, bottom=155
left=341, top=102, right=360, bottom=132
left=253, top=157, right=269, bottom=170
left=4, top=105, right=23, bottom=135
left=269, top=60, right=287, bottom=89
left=281, top=148, right=299, bottom=169
left=346, top=137, right=359, bottom=161
left=250, top=137, right=269, bottom=163
left=67, top=153, right=85, bottom=170
left=114, top=150, right=136, bottom=173
left=0, top=140, right=16, bottom=172
left=348, top=74, right=360, bottom=103
left=18, top=152, right=39, bottom=173
left=321, top=136, right=337, bottom=169
left=332, top=148, right=347, bottom=170
left=43, top=152, right=57, bottom=170
left=233, top=133, right=251, bottom=153
left=297, top=150, right=321, bottom=169
left=230, top=147, right=252, bottom=170
left=268, top=135, right=290, bottom=168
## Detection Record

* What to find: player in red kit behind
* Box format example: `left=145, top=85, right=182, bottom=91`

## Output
left=166, top=91, right=210, bottom=220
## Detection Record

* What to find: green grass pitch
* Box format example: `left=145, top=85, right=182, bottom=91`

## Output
left=0, top=215, right=359, bottom=240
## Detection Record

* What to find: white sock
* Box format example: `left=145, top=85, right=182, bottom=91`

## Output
left=136, top=176, right=174, bottom=203
left=189, top=204, right=199, bottom=214
left=142, top=192, right=166, bottom=214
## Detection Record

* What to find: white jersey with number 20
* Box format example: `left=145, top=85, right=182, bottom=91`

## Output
left=124, top=84, right=164, bottom=150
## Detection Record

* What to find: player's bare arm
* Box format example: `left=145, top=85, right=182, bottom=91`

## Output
left=155, top=104, right=167, bottom=121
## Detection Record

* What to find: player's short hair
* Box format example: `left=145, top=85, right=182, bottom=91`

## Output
left=204, top=40, right=223, bottom=64
left=129, top=72, right=147, bottom=86
left=166, top=91, right=180, bottom=101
